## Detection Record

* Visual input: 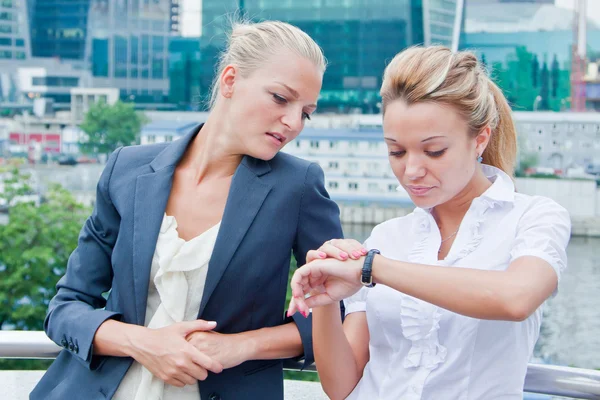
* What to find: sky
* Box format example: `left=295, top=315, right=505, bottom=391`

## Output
left=177, top=0, right=600, bottom=38
left=555, top=0, right=600, bottom=24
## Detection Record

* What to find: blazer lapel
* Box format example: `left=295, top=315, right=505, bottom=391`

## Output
left=198, top=156, right=272, bottom=318
left=131, top=125, right=201, bottom=325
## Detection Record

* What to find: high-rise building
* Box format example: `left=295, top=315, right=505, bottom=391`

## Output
left=197, top=0, right=463, bottom=113
left=85, top=0, right=172, bottom=104
left=29, top=0, right=90, bottom=60
left=0, top=0, right=31, bottom=62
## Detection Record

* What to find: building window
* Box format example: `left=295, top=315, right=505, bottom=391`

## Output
left=165, top=135, right=173, bottom=142
left=368, top=183, right=379, bottom=192
left=348, top=141, right=358, bottom=149
left=328, top=181, right=338, bottom=190
left=328, top=161, right=339, bottom=169
left=329, top=141, right=337, bottom=149
left=348, top=182, right=358, bottom=190
left=310, top=140, right=319, bottom=149
left=348, top=161, right=359, bottom=171
left=147, top=135, right=156, bottom=143
left=388, top=184, right=397, bottom=192
left=295, top=141, right=301, bottom=147
left=368, top=142, right=379, bottom=150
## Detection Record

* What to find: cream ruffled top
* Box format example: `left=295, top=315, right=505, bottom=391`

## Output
left=113, top=214, right=221, bottom=400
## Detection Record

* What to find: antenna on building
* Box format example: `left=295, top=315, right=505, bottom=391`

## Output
left=570, top=0, right=587, bottom=112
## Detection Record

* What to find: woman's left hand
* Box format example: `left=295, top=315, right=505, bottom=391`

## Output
left=186, top=331, right=253, bottom=370
left=287, top=257, right=364, bottom=317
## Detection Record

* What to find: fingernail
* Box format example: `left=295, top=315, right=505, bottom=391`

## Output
left=352, top=251, right=361, bottom=258
left=302, top=311, right=308, bottom=318
left=286, top=311, right=290, bottom=318
left=361, top=248, right=368, bottom=255
left=319, top=252, right=327, bottom=258
left=340, top=252, right=348, bottom=259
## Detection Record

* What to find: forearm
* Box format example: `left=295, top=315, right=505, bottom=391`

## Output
left=93, top=319, right=146, bottom=357
left=372, top=255, right=528, bottom=321
left=243, top=322, right=304, bottom=360
left=313, top=303, right=363, bottom=400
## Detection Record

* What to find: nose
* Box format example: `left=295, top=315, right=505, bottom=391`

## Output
left=404, top=153, right=426, bottom=180
left=281, top=108, right=304, bottom=133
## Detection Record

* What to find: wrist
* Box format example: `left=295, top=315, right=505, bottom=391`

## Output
left=238, top=330, right=260, bottom=361
left=122, top=324, right=147, bottom=358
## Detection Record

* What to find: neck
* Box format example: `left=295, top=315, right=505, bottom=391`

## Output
left=179, top=113, right=243, bottom=183
left=432, top=166, right=492, bottom=229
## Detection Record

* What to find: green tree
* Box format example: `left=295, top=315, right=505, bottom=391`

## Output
left=0, top=168, right=91, bottom=369
left=79, top=100, right=147, bottom=157
left=531, top=54, right=540, bottom=88
left=540, top=59, right=550, bottom=110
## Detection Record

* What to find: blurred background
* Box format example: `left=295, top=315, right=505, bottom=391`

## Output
left=0, top=1, right=598, bottom=397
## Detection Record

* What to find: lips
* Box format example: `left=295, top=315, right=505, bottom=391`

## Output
left=406, top=185, right=434, bottom=196
left=266, top=132, right=285, bottom=143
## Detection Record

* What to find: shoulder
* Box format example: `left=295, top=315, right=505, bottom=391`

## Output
left=114, top=142, right=169, bottom=169
left=268, top=151, right=315, bottom=175
left=513, top=193, right=570, bottom=226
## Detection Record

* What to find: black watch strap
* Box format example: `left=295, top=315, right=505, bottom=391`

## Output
left=361, top=249, right=380, bottom=288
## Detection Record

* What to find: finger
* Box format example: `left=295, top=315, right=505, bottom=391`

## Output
left=183, top=361, right=209, bottom=381
left=190, top=347, right=223, bottom=374
left=178, top=319, right=217, bottom=336
left=165, top=376, right=188, bottom=387
left=328, top=239, right=367, bottom=260
left=286, top=297, right=297, bottom=318
left=319, top=242, right=349, bottom=261
left=290, top=268, right=311, bottom=299
left=306, top=249, right=327, bottom=263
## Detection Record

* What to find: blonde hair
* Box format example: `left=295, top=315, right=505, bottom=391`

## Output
left=209, top=19, right=326, bottom=109
left=380, top=46, right=517, bottom=177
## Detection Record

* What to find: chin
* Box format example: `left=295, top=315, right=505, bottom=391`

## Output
left=410, top=196, right=439, bottom=210
left=250, top=148, right=280, bottom=161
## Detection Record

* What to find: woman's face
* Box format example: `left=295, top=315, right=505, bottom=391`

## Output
left=383, top=99, right=487, bottom=209
left=222, top=50, right=323, bottom=160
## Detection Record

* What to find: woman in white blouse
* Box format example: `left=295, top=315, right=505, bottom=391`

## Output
left=287, top=46, right=571, bottom=400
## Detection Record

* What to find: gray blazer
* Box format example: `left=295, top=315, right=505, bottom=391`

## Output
left=31, top=125, right=343, bottom=400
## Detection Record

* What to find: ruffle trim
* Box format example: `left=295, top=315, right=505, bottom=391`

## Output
left=400, top=295, right=447, bottom=370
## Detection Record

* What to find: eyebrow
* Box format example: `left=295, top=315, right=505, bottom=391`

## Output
left=384, top=135, right=446, bottom=143
left=275, top=81, right=317, bottom=109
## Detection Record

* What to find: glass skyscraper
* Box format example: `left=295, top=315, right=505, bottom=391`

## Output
left=0, top=0, right=31, bottom=61
left=85, top=0, right=173, bottom=103
left=29, top=0, right=90, bottom=60
left=198, top=0, right=462, bottom=113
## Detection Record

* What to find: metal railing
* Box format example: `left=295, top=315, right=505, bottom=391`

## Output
left=1, top=331, right=599, bottom=399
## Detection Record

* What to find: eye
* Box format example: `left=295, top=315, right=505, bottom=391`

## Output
left=389, top=150, right=406, bottom=157
left=426, top=149, right=447, bottom=158
left=272, top=93, right=287, bottom=104
left=302, top=112, right=311, bottom=121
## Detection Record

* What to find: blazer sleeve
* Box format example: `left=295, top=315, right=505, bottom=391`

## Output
left=291, top=162, right=343, bottom=369
left=44, top=147, right=124, bottom=370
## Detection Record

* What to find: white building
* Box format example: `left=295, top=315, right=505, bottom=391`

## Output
left=135, top=111, right=600, bottom=206
left=70, top=87, right=120, bottom=122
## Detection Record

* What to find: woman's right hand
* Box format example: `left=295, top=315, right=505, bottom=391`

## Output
left=126, top=320, right=224, bottom=387
left=305, top=238, right=367, bottom=264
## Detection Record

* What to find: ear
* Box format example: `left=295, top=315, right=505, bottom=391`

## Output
left=220, top=65, right=237, bottom=98
left=475, top=125, right=491, bottom=157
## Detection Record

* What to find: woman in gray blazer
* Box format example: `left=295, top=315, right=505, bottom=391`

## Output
left=31, top=20, right=343, bottom=400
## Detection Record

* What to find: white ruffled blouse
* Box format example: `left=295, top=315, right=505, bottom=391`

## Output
left=344, top=165, right=571, bottom=400
left=113, top=214, right=221, bottom=400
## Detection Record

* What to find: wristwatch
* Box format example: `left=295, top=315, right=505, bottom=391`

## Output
left=361, top=249, right=380, bottom=288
